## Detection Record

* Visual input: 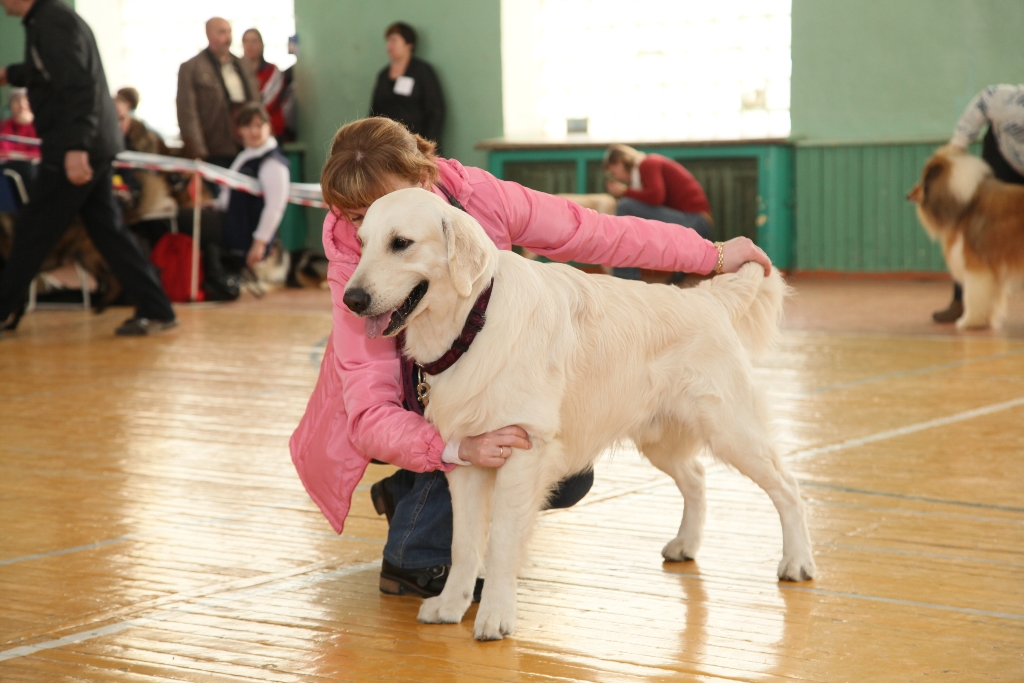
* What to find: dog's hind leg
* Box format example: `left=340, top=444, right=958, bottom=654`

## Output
left=701, top=391, right=815, bottom=582
left=958, top=269, right=999, bottom=329
left=639, top=423, right=706, bottom=562
left=474, top=441, right=564, bottom=641
left=418, top=465, right=495, bottom=625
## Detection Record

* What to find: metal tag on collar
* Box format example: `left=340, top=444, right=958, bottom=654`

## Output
left=415, top=364, right=430, bottom=408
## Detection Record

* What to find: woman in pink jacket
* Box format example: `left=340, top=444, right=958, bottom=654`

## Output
left=289, top=117, right=771, bottom=598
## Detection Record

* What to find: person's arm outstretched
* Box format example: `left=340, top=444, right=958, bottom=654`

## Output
left=484, top=171, right=770, bottom=275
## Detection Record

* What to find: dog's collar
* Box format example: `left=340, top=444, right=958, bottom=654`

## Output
left=415, top=279, right=494, bottom=376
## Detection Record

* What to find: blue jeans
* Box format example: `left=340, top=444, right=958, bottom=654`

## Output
left=612, top=197, right=713, bottom=280
left=382, top=468, right=595, bottom=569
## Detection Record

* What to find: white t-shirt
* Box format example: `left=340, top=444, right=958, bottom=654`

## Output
left=215, top=137, right=290, bottom=243
left=221, top=62, right=247, bottom=103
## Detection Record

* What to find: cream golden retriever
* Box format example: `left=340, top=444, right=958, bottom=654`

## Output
left=343, top=188, right=815, bottom=641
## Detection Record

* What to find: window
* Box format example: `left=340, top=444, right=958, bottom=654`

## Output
left=77, top=0, right=296, bottom=143
left=501, top=0, right=791, bottom=141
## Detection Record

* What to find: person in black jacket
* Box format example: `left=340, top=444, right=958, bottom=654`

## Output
left=369, top=22, right=445, bottom=153
left=0, top=0, right=176, bottom=336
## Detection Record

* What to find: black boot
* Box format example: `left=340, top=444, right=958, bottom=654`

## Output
left=379, top=560, right=484, bottom=602
left=201, top=244, right=240, bottom=301
left=933, top=284, right=963, bottom=323
left=3, top=300, right=25, bottom=331
left=932, top=299, right=963, bottom=323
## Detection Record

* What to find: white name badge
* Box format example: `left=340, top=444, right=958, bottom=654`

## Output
left=393, top=76, right=415, bottom=96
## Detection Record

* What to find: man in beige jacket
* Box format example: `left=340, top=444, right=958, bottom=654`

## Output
left=176, top=17, right=259, bottom=165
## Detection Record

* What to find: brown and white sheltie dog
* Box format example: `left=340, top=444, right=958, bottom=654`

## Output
left=908, top=145, right=1024, bottom=330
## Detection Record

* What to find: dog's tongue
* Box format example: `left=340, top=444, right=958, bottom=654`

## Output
left=365, top=310, right=393, bottom=339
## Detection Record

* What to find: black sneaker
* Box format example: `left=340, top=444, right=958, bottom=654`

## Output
left=379, top=560, right=484, bottom=602
left=115, top=317, right=179, bottom=336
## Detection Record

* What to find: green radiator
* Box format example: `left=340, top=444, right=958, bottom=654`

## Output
left=489, top=142, right=793, bottom=268
left=793, top=141, right=977, bottom=273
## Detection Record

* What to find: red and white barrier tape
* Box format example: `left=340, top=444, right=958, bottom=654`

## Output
left=0, top=138, right=328, bottom=209
left=0, top=133, right=40, bottom=146
left=114, top=151, right=328, bottom=209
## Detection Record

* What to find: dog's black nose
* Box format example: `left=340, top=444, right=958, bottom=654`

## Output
left=343, top=288, right=371, bottom=314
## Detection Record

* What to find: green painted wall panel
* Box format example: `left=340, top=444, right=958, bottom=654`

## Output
left=293, top=0, right=502, bottom=248
left=792, top=0, right=1024, bottom=144
left=1, top=10, right=26, bottom=113
left=861, top=147, right=877, bottom=271
left=794, top=142, right=964, bottom=273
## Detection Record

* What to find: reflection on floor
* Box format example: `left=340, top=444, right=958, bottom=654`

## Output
left=1, top=278, right=1022, bottom=681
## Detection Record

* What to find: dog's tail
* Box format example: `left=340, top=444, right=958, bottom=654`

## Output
left=699, top=262, right=789, bottom=359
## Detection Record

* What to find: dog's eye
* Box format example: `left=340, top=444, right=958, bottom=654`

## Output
left=391, top=237, right=413, bottom=251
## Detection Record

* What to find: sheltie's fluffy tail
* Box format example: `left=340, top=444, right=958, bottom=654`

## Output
left=699, top=262, right=790, bottom=359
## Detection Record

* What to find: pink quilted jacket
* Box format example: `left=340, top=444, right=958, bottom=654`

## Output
left=289, top=158, right=719, bottom=533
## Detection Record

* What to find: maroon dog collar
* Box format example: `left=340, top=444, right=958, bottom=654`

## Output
left=397, top=280, right=494, bottom=412
left=418, top=280, right=493, bottom=376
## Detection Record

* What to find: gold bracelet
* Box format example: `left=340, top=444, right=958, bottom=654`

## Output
left=714, top=242, right=725, bottom=274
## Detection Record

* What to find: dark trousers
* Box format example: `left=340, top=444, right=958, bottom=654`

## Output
left=0, top=161, right=174, bottom=323
left=951, top=129, right=1024, bottom=303
left=383, top=468, right=595, bottom=569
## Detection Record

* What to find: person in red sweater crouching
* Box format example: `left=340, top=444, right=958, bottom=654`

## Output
left=604, top=144, right=712, bottom=280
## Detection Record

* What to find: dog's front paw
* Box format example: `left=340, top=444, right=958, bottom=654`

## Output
left=418, top=595, right=470, bottom=624
left=661, top=536, right=699, bottom=562
left=473, top=603, right=516, bottom=641
left=778, top=554, right=816, bottom=582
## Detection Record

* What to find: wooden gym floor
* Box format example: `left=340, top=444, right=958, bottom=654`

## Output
left=1, top=277, right=1022, bottom=682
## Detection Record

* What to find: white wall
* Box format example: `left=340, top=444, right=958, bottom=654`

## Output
left=75, top=0, right=295, bottom=141
left=500, top=0, right=792, bottom=141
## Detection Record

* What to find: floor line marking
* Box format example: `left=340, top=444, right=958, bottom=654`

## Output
left=785, top=395, right=1024, bottom=462
left=531, top=568, right=1024, bottom=622
left=16, top=552, right=1016, bottom=665
left=0, top=535, right=140, bottom=566
left=791, top=348, right=1024, bottom=397
left=799, top=481, right=1024, bottom=514
left=820, top=542, right=1024, bottom=569
left=0, top=561, right=380, bottom=662
left=779, top=585, right=1024, bottom=621
left=782, top=329, right=1024, bottom=345
left=806, top=498, right=1024, bottom=526
left=0, top=497, right=332, bottom=566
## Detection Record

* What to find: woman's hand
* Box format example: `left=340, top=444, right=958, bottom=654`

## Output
left=458, top=425, right=532, bottom=468
left=246, top=239, right=267, bottom=268
left=719, top=236, right=772, bottom=275
left=605, top=179, right=628, bottom=198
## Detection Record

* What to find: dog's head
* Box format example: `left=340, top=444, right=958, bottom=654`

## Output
left=907, top=145, right=991, bottom=239
left=342, top=187, right=496, bottom=338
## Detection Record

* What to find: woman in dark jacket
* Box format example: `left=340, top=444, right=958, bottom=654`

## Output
left=369, top=22, right=445, bottom=153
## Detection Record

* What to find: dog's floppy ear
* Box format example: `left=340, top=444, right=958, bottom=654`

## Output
left=441, top=205, right=490, bottom=297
